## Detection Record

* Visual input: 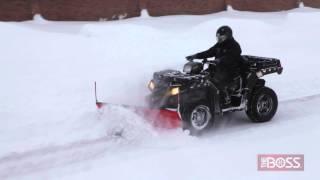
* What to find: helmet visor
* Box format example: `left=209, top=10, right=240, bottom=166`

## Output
left=216, top=33, right=227, bottom=43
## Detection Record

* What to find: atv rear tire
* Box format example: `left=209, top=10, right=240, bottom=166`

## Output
left=246, top=86, right=278, bottom=122
left=180, top=103, right=214, bottom=135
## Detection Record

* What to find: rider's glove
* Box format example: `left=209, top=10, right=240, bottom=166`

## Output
left=214, top=58, right=221, bottom=65
left=186, top=55, right=196, bottom=61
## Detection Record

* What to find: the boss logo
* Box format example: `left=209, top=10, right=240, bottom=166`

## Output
left=258, top=154, right=304, bottom=171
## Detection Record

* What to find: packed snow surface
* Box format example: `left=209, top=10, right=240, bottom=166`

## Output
left=1, top=8, right=320, bottom=180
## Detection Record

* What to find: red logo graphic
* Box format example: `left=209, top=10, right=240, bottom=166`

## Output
left=258, top=154, right=304, bottom=171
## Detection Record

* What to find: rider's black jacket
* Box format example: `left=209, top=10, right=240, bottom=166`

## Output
left=194, top=38, right=242, bottom=84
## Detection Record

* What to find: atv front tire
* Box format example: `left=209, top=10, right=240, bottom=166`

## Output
left=246, top=86, right=278, bottom=122
left=180, top=103, right=214, bottom=135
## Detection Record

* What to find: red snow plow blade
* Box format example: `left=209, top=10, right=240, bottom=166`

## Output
left=95, top=82, right=181, bottom=129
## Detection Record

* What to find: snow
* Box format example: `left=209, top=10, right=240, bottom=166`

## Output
left=1, top=7, right=320, bottom=180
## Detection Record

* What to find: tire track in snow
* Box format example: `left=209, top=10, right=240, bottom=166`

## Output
left=280, top=93, right=320, bottom=104
left=0, top=136, right=124, bottom=179
left=0, top=94, right=320, bottom=179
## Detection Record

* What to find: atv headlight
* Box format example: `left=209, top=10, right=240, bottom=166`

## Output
left=148, top=80, right=155, bottom=91
left=170, top=87, right=180, bottom=96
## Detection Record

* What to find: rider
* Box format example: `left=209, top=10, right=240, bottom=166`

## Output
left=186, top=26, right=242, bottom=104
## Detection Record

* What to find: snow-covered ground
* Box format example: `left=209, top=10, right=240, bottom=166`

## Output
left=1, top=7, right=320, bottom=180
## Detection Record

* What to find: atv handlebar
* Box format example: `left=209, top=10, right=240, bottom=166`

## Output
left=202, top=58, right=219, bottom=66
left=190, top=58, right=217, bottom=64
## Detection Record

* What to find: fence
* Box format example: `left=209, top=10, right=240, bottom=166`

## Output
left=0, top=0, right=319, bottom=21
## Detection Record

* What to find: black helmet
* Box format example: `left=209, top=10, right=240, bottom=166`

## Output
left=216, top=26, right=233, bottom=43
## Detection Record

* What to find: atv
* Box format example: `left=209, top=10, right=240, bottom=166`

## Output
left=146, top=55, right=283, bottom=134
